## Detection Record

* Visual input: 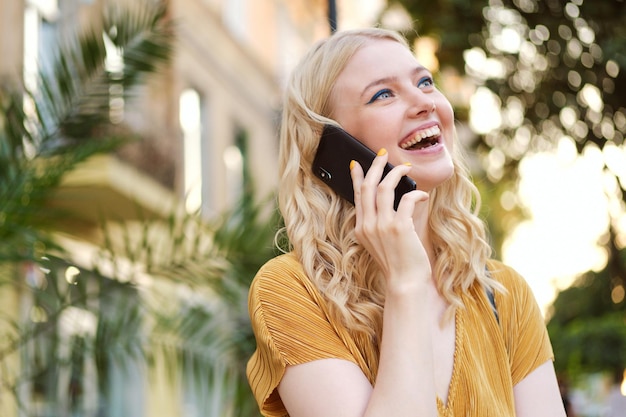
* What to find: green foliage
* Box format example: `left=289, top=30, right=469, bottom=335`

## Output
left=0, top=1, right=229, bottom=416
left=481, top=1, right=625, bottom=158
left=549, top=313, right=626, bottom=378
left=547, top=248, right=626, bottom=378
left=0, top=0, right=173, bottom=264
left=387, top=0, right=486, bottom=70
left=0, top=0, right=279, bottom=414
left=1, top=188, right=277, bottom=416
left=91, top=191, right=278, bottom=416
left=549, top=269, right=624, bottom=326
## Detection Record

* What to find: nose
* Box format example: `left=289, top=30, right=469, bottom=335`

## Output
left=407, top=90, right=435, bottom=117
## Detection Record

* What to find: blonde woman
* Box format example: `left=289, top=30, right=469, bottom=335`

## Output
left=246, top=28, right=566, bottom=417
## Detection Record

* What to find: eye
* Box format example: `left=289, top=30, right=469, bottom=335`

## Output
left=417, top=76, right=435, bottom=89
left=367, top=89, right=393, bottom=104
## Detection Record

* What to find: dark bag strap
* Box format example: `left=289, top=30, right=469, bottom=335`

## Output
left=484, top=265, right=500, bottom=324
left=485, top=286, right=500, bottom=325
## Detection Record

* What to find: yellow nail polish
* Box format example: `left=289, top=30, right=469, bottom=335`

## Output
left=377, top=148, right=387, bottom=156
left=349, top=160, right=356, bottom=170
left=403, top=162, right=412, bottom=166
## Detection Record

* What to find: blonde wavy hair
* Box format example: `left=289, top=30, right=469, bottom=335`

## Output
left=278, top=28, right=499, bottom=345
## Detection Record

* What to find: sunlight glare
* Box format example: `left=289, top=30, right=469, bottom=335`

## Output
left=65, top=265, right=80, bottom=285
left=603, top=142, right=626, bottom=181
left=494, top=27, right=522, bottom=54
left=464, top=48, right=506, bottom=79
left=470, top=87, right=502, bottom=134
left=503, top=138, right=609, bottom=314
left=559, top=107, right=578, bottom=130
left=579, top=84, right=603, bottom=113
left=414, top=37, right=439, bottom=72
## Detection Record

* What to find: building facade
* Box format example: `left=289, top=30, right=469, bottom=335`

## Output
left=0, top=0, right=385, bottom=416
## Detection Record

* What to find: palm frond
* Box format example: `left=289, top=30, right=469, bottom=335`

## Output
left=0, top=1, right=176, bottom=414
left=0, top=2, right=280, bottom=415
left=91, top=191, right=279, bottom=416
left=0, top=0, right=174, bottom=263
left=104, top=1, right=173, bottom=82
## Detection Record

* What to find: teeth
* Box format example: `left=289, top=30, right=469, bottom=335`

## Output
left=401, top=126, right=441, bottom=149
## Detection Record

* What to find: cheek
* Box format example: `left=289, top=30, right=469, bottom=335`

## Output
left=439, top=102, right=456, bottom=134
left=356, top=108, right=401, bottom=147
left=359, top=130, right=387, bottom=151
left=438, top=98, right=455, bottom=122
left=337, top=112, right=390, bottom=151
left=434, top=101, right=456, bottom=154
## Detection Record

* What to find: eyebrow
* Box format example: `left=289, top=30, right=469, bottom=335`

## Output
left=360, top=65, right=429, bottom=99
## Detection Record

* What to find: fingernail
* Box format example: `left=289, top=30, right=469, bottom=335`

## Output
left=349, top=160, right=356, bottom=170
left=403, top=162, right=412, bottom=166
left=377, top=148, right=387, bottom=156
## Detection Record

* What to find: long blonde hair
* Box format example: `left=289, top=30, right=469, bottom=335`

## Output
left=278, top=28, right=497, bottom=346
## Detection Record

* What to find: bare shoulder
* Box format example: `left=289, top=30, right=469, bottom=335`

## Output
left=514, top=360, right=567, bottom=417
left=279, top=359, right=372, bottom=417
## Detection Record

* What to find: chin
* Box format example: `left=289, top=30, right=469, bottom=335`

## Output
left=412, top=166, right=455, bottom=192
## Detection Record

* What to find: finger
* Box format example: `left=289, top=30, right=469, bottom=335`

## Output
left=395, top=189, right=430, bottom=218
left=375, top=162, right=413, bottom=214
left=359, top=148, right=389, bottom=214
left=349, top=159, right=365, bottom=226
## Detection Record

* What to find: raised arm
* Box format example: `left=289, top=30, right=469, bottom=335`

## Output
left=278, top=153, right=439, bottom=417
left=278, top=278, right=438, bottom=417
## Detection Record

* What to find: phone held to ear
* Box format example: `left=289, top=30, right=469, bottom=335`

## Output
left=312, top=124, right=417, bottom=210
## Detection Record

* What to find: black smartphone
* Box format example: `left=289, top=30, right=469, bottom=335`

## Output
left=312, top=124, right=417, bottom=210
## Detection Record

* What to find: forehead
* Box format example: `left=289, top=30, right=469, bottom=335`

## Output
left=347, top=38, right=415, bottom=67
left=333, top=38, right=420, bottom=95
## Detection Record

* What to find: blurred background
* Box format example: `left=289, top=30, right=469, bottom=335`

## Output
left=0, top=0, right=624, bottom=416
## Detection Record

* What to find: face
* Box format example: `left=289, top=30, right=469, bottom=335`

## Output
left=331, top=38, right=455, bottom=192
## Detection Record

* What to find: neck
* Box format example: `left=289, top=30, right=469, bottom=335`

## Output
left=413, top=208, right=436, bottom=269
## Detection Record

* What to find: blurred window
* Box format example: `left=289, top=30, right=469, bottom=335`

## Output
left=23, top=257, right=144, bottom=417
left=223, top=126, right=248, bottom=206
left=24, top=0, right=124, bottom=124
left=179, top=88, right=205, bottom=213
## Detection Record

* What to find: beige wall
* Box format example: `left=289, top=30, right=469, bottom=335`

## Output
left=165, top=0, right=339, bottom=215
left=0, top=267, right=20, bottom=417
left=0, top=0, right=24, bottom=80
left=171, top=0, right=283, bottom=214
left=120, top=0, right=334, bottom=216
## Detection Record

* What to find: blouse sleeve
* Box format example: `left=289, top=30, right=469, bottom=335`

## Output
left=246, top=254, right=357, bottom=417
left=490, top=261, right=554, bottom=386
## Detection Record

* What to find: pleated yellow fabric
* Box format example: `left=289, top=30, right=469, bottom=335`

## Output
left=246, top=253, right=553, bottom=417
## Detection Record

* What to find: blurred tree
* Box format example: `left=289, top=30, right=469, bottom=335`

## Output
left=385, top=0, right=486, bottom=72
left=547, top=235, right=626, bottom=378
left=388, top=0, right=626, bottom=245
left=388, top=0, right=626, bottom=379
left=0, top=0, right=174, bottom=414
left=389, top=0, right=626, bottom=171
left=0, top=1, right=273, bottom=416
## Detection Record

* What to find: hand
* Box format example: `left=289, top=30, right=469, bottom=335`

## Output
left=350, top=149, right=432, bottom=290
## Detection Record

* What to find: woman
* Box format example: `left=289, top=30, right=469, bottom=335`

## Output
left=246, top=28, right=566, bottom=417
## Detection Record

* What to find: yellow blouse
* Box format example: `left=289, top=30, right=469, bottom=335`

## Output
left=247, top=253, right=553, bottom=417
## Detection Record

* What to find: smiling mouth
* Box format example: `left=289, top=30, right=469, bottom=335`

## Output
left=400, top=125, right=441, bottom=150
